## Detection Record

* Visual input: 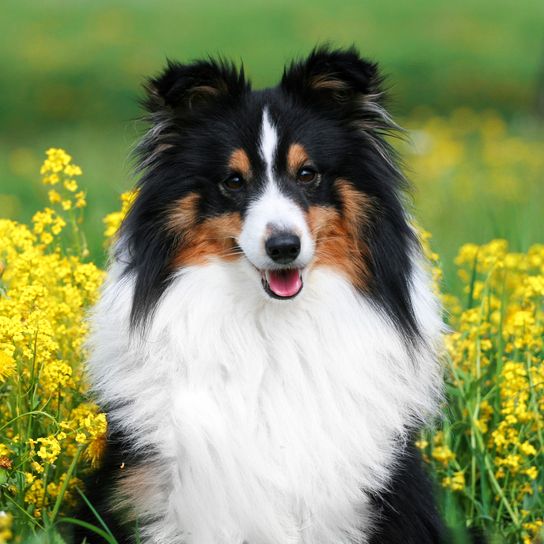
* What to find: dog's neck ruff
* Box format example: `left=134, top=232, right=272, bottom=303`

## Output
left=88, top=258, right=442, bottom=544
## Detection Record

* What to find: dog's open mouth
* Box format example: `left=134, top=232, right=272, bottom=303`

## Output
left=261, top=269, right=303, bottom=299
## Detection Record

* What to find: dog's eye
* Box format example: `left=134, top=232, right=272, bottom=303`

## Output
left=222, top=174, right=244, bottom=192
left=297, top=166, right=318, bottom=184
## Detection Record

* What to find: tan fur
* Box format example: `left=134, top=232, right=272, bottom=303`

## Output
left=173, top=214, right=242, bottom=266
left=167, top=193, right=200, bottom=233
left=111, top=464, right=161, bottom=521
left=167, top=194, right=241, bottom=267
left=187, top=83, right=229, bottom=109
left=286, top=143, right=310, bottom=177
left=191, top=84, right=222, bottom=96
left=307, top=180, right=372, bottom=288
left=228, top=148, right=252, bottom=179
left=309, top=75, right=351, bottom=92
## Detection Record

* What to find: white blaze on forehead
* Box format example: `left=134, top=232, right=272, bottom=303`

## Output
left=259, top=108, right=278, bottom=181
left=239, top=106, right=314, bottom=270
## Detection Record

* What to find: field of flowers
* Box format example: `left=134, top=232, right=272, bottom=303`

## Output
left=0, top=113, right=543, bottom=542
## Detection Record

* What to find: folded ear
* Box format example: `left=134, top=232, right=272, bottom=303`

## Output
left=137, top=58, right=250, bottom=171
left=144, top=58, right=250, bottom=113
left=281, top=46, right=387, bottom=122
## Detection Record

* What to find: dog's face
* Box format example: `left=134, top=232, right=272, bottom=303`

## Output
left=124, top=48, right=418, bottom=335
left=165, top=101, right=370, bottom=302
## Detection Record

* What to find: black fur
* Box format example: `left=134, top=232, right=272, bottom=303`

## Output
left=368, top=444, right=447, bottom=544
left=73, top=430, right=138, bottom=543
left=122, top=46, right=419, bottom=339
left=78, top=47, right=452, bottom=543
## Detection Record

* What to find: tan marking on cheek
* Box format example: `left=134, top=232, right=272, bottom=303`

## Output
left=307, top=179, right=373, bottom=288
left=172, top=212, right=242, bottom=267
left=167, top=193, right=200, bottom=233
left=168, top=193, right=242, bottom=267
left=287, top=143, right=310, bottom=177
left=228, top=148, right=252, bottom=179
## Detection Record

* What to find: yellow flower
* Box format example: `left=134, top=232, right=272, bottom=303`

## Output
left=40, top=148, right=71, bottom=175
left=42, top=173, right=59, bottom=185
left=87, top=433, right=107, bottom=468
left=36, top=436, right=61, bottom=464
left=63, top=179, right=78, bottom=192
left=63, top=164, right=82, bottom=177
left=31, top=461, right=44, bottom=474
left=432, top=446, right=455, bottom=465
left=454, top=243, right=479, bottom=267
left=1, top=139, right=540, bottom=540
left=0, top=510, right=13, bottom=542
left=520, top=441, right=537, bottom=457
left=42, top=360, right=73, bottom=394
left=48, top=189, right=62, bottom=204
left=0, top=353, right=16, bottom=382
left=51, top=215, right=66, bottom=235
left=415, top=439, right=429, bottom=450
left=40, top=231, right=53, bottom=245
left=103, top=190, right=138, bottom=240
left=0, top=154, right=105, bottom=527
left=442, top=471, right=465, bottom=492
left=75, top=191, right=87, bottom=209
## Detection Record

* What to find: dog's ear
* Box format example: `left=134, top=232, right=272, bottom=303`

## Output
left=137, top=58, right=250, bottom=170
left=144, top=58, right=250, bottom=113
left=281, top=46, right=385, bottom=115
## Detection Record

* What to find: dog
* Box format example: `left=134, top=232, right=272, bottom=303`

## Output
left=79, top=46, right=446, bottom=543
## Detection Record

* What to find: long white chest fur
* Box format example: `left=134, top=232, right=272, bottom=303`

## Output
left=88, top=258, right=442, bottom=544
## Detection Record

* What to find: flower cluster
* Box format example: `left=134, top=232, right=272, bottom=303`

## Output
left=38, top=148, right=88, bottom=257
left=103, top=190, right=137, bottom=241
left=402, top=108, right=544, bottom=288
left=0, top=511, right=13, bottom=544
left=41, top=148, right=86, bottom=211
left=419, top=238, right=544, bottom=543
left=1, top=143, right=543, bottom=542
left=0, top=150, right=105, bottom=538
left=406, top=108, right=544, bottom=207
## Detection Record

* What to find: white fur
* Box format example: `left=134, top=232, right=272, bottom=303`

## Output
left=238, top=180, right=315, bottom=272
left=238, top=108, right=315, bottom=271
left=87, top=251, right=443, bottom=543
left=260, top=108, right=278, bottom=182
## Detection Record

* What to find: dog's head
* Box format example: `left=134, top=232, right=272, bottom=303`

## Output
left=121, top=47, right=418, bottom=335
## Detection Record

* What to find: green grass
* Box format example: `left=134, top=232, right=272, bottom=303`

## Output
left=1, top=5, right=544, bottom=541
left=2, top=0, right=543, bottom=128
left=1, top=0, right=543, bottom=273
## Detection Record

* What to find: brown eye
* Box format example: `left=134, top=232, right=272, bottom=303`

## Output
left=297, top=166, right=317, bottom=184
left=222, top=173, right=244, bottom=191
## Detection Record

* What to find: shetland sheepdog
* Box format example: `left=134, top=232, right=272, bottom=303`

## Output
left=79, top=47, right=447, bottom=544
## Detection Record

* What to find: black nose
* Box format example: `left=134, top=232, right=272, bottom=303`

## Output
left=265, top=233, right=301, bottom=264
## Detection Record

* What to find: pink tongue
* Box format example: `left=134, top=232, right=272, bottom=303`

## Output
left=268, top=269, right=302, bottom=297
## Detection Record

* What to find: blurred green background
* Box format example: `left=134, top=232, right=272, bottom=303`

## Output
left=1, top=0, right=543, bottom=290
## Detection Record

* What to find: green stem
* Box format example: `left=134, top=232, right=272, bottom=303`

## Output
left=0, top=411, right=59, bottom=434
left=50, top=444, right=85, bottom=523
left=4, top=491, right=45, bottom=530
left=472, top=421, right=520, bottom=527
